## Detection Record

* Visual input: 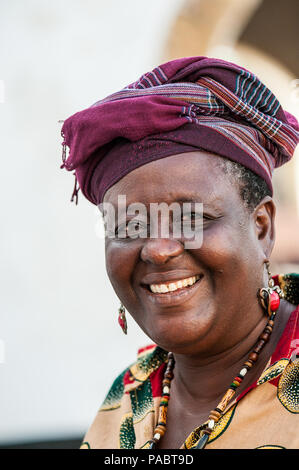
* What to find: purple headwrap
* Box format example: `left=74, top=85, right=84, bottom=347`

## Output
left=60, top=56, right=299, bottom=205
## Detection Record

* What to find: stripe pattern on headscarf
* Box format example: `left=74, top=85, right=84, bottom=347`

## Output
left=60, top=56, right=299, bottom=205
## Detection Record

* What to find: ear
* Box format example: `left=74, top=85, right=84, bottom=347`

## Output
left=252, top=196, right=276, bottom=260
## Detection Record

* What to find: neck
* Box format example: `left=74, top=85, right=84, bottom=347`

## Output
left=171, top=300, right=292, bottom=409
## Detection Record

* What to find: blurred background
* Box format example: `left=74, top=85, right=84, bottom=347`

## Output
left=0, top=0, right=298, bottom=448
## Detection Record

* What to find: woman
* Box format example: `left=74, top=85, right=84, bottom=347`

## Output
left=60, top=57, right=299, bottom=449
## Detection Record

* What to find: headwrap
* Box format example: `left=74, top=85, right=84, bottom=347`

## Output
left=60, top=56, right=299, bottom=205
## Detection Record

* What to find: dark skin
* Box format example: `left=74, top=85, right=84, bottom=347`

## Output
left=103, top=151, right=295, bottom=449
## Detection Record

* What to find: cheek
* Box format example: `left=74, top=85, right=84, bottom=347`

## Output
left=201, top=223, right=241, bottom=261
left=105, top=240, right=140, bottom=300
left=198, top=222, right=256, bottom=283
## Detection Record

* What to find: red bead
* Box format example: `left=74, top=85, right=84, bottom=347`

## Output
left=269, top=291, right=280, bottom=312
left=234, top=376, right=242, bottom=383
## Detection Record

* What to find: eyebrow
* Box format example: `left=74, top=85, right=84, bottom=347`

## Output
left=106, top=193, right=222, bottom=209
left=125, top=198, right=204, bottom=209
left=171, top=197, right=202, bottom=204
left=106, top=197, right=202, bottom=208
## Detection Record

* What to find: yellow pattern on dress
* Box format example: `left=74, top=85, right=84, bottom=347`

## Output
left=184, top=403, right=237, bottom=448
left=277, top=359, right=299, bottom=413
left=257, top=359, right=289, bottom=385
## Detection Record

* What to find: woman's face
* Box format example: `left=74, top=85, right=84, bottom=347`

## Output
left=103, top=152, right=274, bottom=355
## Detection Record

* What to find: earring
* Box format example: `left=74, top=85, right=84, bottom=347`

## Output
left=118, top=303, right=128, bottom=335
left=258, top=261, right=283, bottom=317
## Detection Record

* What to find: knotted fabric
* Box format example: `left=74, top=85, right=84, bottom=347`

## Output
left=60, top=56, right=299, bottom=205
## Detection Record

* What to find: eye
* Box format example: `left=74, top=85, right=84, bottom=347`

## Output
left=116, top=220, right=148, bottom=239
left=127, top=220, right=148, bottom=238
left=183, top=211, right=202, bottom=219
left=181, top=212, right=203, bottom=224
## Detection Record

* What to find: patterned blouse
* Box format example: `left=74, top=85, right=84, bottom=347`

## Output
left=81, top=274, right=299, bottom=449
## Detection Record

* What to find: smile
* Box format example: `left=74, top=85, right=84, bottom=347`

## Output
left=140, top=273, right=203, bottom=306
left=149, top=275, right=201, bottom=293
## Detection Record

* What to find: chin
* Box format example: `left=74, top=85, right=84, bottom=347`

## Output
left=144, top=312, right=213, bottom=354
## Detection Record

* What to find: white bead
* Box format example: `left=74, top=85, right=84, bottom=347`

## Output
left=239, top=368, right=248, bottom=377
left=208, top=419, right=215, bottom=429
left=154, top=433, right=161, bottom=440
left=163, top=386, right=170, bottom=394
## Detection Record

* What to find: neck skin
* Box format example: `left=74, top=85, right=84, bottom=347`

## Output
left=171, top=299, right=294, bottom=412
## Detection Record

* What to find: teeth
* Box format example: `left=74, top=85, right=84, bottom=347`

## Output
left=160, top=285, right=168, bottom=293
left=168, top=283, right=177, bottom=291
left=149, top=275, right=200, bottom=294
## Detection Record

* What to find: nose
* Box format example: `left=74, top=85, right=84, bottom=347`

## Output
left=140, top=238, right=184, bottom=265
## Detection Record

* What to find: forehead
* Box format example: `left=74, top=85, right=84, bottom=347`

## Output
left=103, top=151, right=237, bottom=206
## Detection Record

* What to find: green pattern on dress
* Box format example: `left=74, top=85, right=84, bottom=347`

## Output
left=100, top=368, right=128, bottom=411
left=130, top=378, right=155, bottom=424
left=119, top=413, right=136, bottom=449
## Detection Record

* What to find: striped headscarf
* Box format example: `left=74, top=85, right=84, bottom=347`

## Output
left=60, top=56, right=299, bottom=205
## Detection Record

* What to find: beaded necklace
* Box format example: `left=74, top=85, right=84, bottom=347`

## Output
left=149, top=288, right=281, bottom=449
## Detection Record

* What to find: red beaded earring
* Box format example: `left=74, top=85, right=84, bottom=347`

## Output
left=258, top=262, right=283, bottom=316
left=118, top=303, right=128, bottom=335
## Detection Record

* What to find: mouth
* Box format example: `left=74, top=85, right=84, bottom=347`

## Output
left=140, top=274, right=203, bottom=306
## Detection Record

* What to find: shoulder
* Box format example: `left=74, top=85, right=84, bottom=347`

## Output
left=80, top=344, right=168, bottom=449
left=99, top=344, right=168, bottom=406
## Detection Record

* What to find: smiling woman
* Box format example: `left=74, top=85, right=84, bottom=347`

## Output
left=60, top=57, right=299, bottom=449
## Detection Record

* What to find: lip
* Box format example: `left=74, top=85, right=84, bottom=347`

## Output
left=139, top=273, right=203, bottom=307
left=141, top=271, right=202, bottom=286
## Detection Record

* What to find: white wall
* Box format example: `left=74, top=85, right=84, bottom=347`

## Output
left=0, top=0, right=184, bottom=444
